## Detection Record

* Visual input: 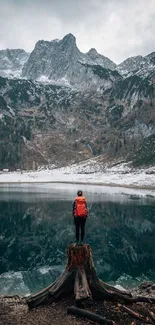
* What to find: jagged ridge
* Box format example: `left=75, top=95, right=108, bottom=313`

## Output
left=0, top=34, right=155, bottom=169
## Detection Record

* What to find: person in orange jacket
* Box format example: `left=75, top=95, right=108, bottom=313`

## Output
left=73, top=190, right=88, bottom=244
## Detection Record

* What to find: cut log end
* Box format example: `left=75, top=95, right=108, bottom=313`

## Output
left=67, top=244, right=93, bottom=270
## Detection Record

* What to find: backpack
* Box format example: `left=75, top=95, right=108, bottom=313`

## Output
left=75, top=196, right=88, bottom=217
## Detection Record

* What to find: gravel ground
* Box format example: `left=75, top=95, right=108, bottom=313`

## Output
left=1, top=295, right=155, bottom=325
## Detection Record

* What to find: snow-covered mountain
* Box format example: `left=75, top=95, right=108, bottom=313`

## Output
left=0, top=34, right=155, bottom=84
left=0, top=34, right=155, bottom=170
left=22, top=33, right=121, bottom=90
left=0, top=66, right=155, bottom=170
left=0, top=49, right=29, bottom=78
left=117, top=52, right=155, bottom=78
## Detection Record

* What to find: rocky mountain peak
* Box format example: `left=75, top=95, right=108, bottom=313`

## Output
left=61, top=33, right=76, bottom=44
left=58, top=33, right=78, bottom=55
left=117, top=53, right=155, bottom=78
left=1, top=35, right=155, bottom=85
left=117, top=55, right=144, bottom=73
left=0, top=48, right=29, bottom=78
left=87, top=48, right=117, bottom=71
left=87, top=48, right=98, bottom=55
left=21, top=34, right=120, bottom=90
left=34, top=34, right=76, bottom=53
left=35, top=39, right=49, bottom=47
left=146, top=52, right=155, bottom=65
left=0, top=36, right=155, bottom=171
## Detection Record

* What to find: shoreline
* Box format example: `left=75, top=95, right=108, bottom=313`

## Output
left=0, top=180, right=155, bottom=191
left=0, top=160, right=155, bottom=196
left=1, top=285, right=155, bottom=325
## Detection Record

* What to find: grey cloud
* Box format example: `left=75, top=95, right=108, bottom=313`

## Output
left=0, top=0, right=155, bottom=63
left=7, top=0, right=100, bottom=22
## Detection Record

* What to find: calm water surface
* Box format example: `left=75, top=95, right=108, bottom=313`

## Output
left=0, top=183, right=155, bottom=296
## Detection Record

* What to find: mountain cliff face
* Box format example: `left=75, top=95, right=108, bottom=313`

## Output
left=0, top=70, right=155, bottom=169
left=0, top=49, right=29, bottom=78
left=22, top=34, right=121, bottom=90
left=0, top=34, right=155, bottom=169
left=0, top=37, right=155, bottom=83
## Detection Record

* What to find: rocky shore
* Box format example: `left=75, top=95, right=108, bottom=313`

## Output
left=1, top=281, right=155, bottom=325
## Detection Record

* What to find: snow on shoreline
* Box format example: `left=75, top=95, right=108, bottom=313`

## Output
left=0, top=160, right=155, bottom=196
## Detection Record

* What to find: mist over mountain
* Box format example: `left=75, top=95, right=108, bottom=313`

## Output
left=0, top=34, right=155, bottom=170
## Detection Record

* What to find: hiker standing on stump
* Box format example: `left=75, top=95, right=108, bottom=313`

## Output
left=73, top=190, right=88, bottom=244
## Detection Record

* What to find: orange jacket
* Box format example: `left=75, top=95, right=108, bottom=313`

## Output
left=73, top=196, right=88, bottom=217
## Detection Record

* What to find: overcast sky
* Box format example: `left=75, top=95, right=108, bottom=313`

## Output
left=0, top=0, right=155, bottom=63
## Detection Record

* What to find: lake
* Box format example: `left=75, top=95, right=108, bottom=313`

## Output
left=0, top=183, right=155, bottom=296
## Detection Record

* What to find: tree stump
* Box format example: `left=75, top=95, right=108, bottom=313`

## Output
left=26, top=244, right=155, bottom=309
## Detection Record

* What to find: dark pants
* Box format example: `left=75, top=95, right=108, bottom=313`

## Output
left=74, top=216, right=86, bottom=241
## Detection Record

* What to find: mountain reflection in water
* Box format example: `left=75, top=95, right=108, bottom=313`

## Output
left=0, top=183, right=155, bottom=296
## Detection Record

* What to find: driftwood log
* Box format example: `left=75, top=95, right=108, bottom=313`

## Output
left=26, top=244, right=155, bottom=309
left=67, top=306, right=117, bottom=325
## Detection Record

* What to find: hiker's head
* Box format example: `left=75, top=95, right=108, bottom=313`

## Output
left=77, top=190, right=83, bottom=196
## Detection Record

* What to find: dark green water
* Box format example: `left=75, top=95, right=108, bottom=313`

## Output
left=0, top=183, right=155, bottom=296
